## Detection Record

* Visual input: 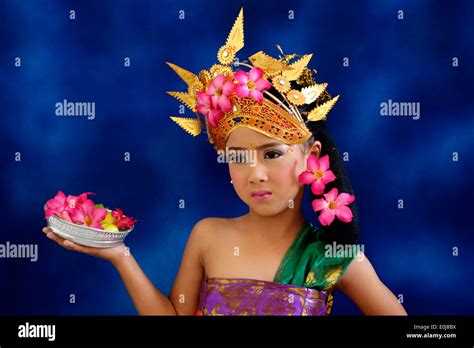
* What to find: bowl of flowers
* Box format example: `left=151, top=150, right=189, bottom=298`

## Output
left=44, top=191, right=137, bottom=248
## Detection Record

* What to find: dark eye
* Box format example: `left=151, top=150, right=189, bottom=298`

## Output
left=264, top=150, right=282, bottom=159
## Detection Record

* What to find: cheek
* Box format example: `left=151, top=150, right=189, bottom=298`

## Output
left=271, top=156, right=305, bottom=188
left=229, top=165, right=247, bottom=191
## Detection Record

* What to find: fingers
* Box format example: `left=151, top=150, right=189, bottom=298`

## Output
left=42, top=227, right=86, bottom=253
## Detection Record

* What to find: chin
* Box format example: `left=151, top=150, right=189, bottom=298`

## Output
left=247, top=201, right=289, bottom=217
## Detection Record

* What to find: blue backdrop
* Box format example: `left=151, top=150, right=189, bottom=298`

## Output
left=0, top=0, right=473, bottom=315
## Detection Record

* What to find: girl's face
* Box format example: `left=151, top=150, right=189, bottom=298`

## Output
left=226, top=128, right=320, bottom=217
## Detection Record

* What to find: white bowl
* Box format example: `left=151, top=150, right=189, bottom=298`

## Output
left=46, top=211, right=133, bottom=248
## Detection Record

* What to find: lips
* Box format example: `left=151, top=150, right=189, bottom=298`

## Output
left=251, top=190, right=272, bottom=201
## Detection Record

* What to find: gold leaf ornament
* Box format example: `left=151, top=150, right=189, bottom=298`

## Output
left=282, top=54, right=313, bottom=81
left=170, top=117, right=202, bottom=136
left=249, top=51, right=293, bottom=77
left=301, top=83, right=328, bottom=104
left=217, top=7, right=245, bottom=65
left=307, top=95, right=340, bottom=121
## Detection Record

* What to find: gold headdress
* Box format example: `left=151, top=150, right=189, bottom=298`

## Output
left=167, top=8, right=339, bottom=151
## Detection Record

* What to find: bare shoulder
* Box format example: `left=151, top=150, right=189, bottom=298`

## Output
left=190, top=217, right=239, bottom=254
left=190, top=217, right=239, bottom=265
left=338, top=252, right=379, bottom=289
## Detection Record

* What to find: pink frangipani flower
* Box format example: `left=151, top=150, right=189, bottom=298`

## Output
left=196, top=92, right=224, bottom=128
left=312, top=188, right=355, bottom=226
left=298, top=154, right=336, bottom=195
left=206, top=74, right=235, bottom=112
left=44, top=191, right=72, bottom=222
left=68, top=199, right=107, bottom=230
left=234, top=67, right=271, bottom=103
left=65, top=192, right=94, bottom=209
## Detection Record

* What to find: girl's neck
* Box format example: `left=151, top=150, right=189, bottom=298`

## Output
left=242, top=200, right=306, bottom=241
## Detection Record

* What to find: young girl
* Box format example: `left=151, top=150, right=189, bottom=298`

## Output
left=43, top=8, right=406, bottom=316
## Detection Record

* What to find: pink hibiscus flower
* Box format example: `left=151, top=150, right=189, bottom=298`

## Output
left=207, top=74, right=235, bottom=113
left=298, top=154, right=336, bottom=195
left=112, top=208, right=137, bottom=230
left=312, top=188, right=355, bottom=226
left=68, top=199, right=107, bottom=230
left=234, top=67, right=271, bottom=103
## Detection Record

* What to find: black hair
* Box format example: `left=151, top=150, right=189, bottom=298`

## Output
left=266, top=78, right=360, bottom=245
left=304, top=120, right=360, bottom=245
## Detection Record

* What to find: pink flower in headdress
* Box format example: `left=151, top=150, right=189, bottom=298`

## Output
left=68, top=199, right=107, bottom=230
left=207, top=74, right=235, bottom=113
left=234, top=67, right=271, bottom=103
left=312, top=188, right=355, bottom=226
left=196, top=92, right=223, bottom=127
left=298, top=154, right=336, bottom=195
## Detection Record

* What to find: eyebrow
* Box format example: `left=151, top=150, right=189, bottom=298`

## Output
left=227, top=142, right=284, bottom=151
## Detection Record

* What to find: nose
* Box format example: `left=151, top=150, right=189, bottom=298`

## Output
left=248, top=162, right=268, bottom=184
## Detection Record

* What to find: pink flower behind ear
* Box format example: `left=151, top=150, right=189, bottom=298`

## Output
left=234, top=67, right=271, bottom=103
left=312, top=188, right=355, bottom=226
left=298, top=154, right=336, bottom=195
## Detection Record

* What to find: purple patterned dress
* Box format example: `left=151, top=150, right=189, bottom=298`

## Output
left=196, top=277, right=333, bottom=316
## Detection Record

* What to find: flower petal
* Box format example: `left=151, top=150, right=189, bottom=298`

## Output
left=255, top=78, right=271, bottom=91
left=307, top=154, right=319, bottom=171
left=312, top=198, right=327, bottom=212
left=249, top=67, right=263, bottom=81
left=222, top=80, right=236, bottom=95
left=212, top=74, right=225, bottom=88
left=298, top=171, right=315, bottom=185
left=319, top=208, right=336, bottom=226
left=59, top=211, right=72, bottom=222
left=81, top=199, right=95, bottom=217
left=321, top=170, right=337, bottom=184
left=249, top=89, right=263, bottom=103
left=319, top=154, right=330, bottom=171
left=336, top=192, right=355, bottom=206
left=335, top=205, right=353, bottom=223
left=234, top=70, right=248, bottom=84
left=324, top=187, right=339, bottom=202
left=68, top=208, right=85, bottom=223
left=236, top=84, right=250, bottom=98
left=92, top=208, right=107, bottom=223
left=46, top=198, right=64, bottom=211
left=90, top=222, right=104, bottom=230
left=217, top=96, right=232, bottom=112
left=196, top=103, right=209, bottom=116
left=53, top=191, right=67, bottom=206
left=311, top=180, right=325, bottom=195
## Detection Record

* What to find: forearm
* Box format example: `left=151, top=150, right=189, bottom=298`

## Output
left=112, top=253, right=177, bottom=315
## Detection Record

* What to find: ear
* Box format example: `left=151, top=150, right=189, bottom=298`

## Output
left=308, top=140, right=322, bottom=158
